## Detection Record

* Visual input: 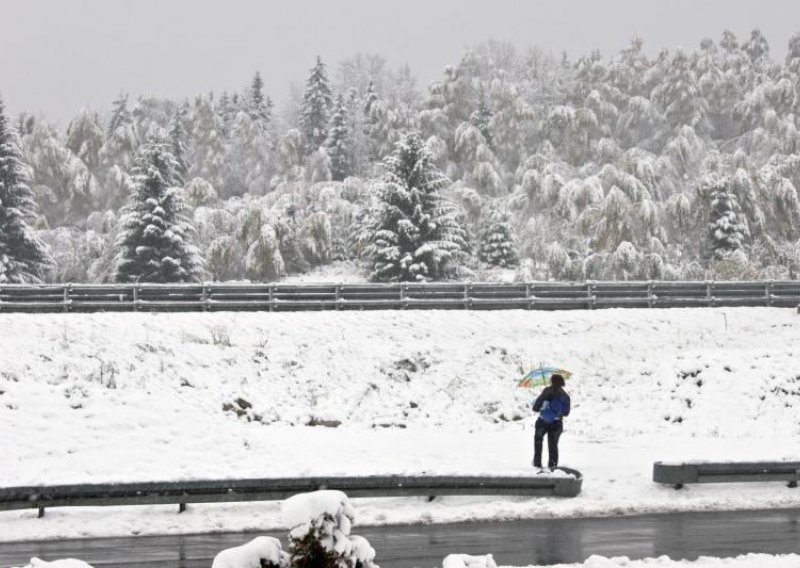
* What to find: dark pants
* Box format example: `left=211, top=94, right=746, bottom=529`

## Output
left=533, top=418, right=563, bottom=468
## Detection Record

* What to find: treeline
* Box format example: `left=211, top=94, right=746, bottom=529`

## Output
left=2, top=29, right=800, bottom=284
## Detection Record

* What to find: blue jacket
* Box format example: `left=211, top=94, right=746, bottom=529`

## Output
left=533, top=386, right=571, bottom=424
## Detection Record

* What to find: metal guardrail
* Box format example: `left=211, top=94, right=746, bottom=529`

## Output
left=0, top=281, right=798, bottom=312
left=653, top=461, right=800, bottom=489
left=0, top=471, right=583, bottom=518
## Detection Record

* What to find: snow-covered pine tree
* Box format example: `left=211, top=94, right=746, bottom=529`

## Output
left=169, top=104, right=189, bottom=185
left=326, top=95, right=352, bottom=181
left=366, top=132, right=468, bottom=281
left=248, top=71, right=272, bottom=129
left=0, top=97, right=51, bottom=283
left=300, top=57, right=333, bottom=153
left=114, top=142, right=202, bottom=282
left=107, top=93, right=133, bottom=139
left=708, top=179, right=748, bottom=259
left=479, top=221, right=519, bottom=267
left=470, top=89, right=493, bottom=147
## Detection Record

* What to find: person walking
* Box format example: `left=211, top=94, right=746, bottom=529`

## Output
left=531, top=373, right=571, bottom=471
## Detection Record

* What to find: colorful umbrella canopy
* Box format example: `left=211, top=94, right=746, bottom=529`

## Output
left=517, top=366, right=573, bottom=389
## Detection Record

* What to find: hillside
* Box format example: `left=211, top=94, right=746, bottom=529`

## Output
left=1, top=307, right=799, bottom=540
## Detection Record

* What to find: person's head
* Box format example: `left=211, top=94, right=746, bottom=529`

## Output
left=551, top=374, right=566, bottom=389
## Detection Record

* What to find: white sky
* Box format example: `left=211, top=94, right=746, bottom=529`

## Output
left=2, top=0, right=800, bottom=125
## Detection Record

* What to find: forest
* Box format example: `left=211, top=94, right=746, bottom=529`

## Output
left=2, top=28, right=800, bottom=284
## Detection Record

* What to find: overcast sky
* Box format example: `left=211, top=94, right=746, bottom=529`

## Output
left=3, top=0, right=800, bottom=125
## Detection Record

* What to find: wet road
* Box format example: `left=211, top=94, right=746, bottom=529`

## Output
left=1, top=509, right=799, bottom=568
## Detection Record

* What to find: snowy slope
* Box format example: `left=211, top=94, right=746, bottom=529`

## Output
left=503, top=554, right=800, bottom=568
left=1, top=308, right=799, bottom=541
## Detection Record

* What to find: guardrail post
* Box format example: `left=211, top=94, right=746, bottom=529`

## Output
left=647, top=280, right=654, bottom=308
left=38, top=506, right=45, bottom=518
left=63, top=285, right=70, bottom=313
left=464, top=282, right=471, bottom=310
left=268, top=285, right=274, bottom=312
left=706, top=280, right=714, bottom=307
left=201, top=284, right=209, bottom=311
left=525, top=283, right=532, bottom=310
left=335, top=284, right=342, bottom=310
left=133, top=284, right=139, bottom=311
left=179, top=502, right=187, bottom=513
left=401, top=283, right=408, bottom=309
left=587, top=281, right=595, bottom=309
left=766, top=281, right=773, bottom=307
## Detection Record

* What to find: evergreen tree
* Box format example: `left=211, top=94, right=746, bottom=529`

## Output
left=248, top=71, right=272, bottom=128
left=366, top=132, right=467, bottom=281
left=107, top=93, right=133, bottom=138
left=470, top=89, right=493, bottom=147
left=217, top=91, right=236, bottom=136
left=114, top=142, right=202, bottom=282
left=479, top=221, right=519, bottom=267
left=364, top=80, right=379, bottom=117
left=0, top=97, right=51, bottom=283
left=326, top=95, right=351, bottom=181
left=708, top=180, right=748, bottom=259
left=300, top=57, right=333, bottom=153
left=169, top=104, right=189, bottom=185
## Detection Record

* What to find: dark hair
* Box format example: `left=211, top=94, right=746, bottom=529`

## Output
left=551, top=374, right=566, bottom=388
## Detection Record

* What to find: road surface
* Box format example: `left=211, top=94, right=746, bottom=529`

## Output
left=1, top=509, right=799, bottom=567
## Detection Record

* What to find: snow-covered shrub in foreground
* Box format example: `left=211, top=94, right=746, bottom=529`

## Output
left=211, top=536, right=288, bottom=568
left=282, top=490, right=378, bottom=568
left=442, top=554, right=498, bottom=568
left=14, top=559, right=94, bottom=568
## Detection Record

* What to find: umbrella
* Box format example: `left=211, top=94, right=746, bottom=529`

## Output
left=517, top=366, right=573, bottom=389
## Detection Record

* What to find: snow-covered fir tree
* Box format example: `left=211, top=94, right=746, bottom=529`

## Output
left=284, top=491, right=378, bottom=568
left=0, top=97, right=51, bottom=283
left=169, top=104, right=189, bottom=185
left=365, top=132, right=468, bottom=281
left=479, top=221, right=519, bottom=267
left=300, top=57, right=333, bottom=153
left=326, top=95, right=352, bottom=181
left=114, top=142, right=202, bottom=282
left=708, top=180, right=748, bottom=259
left=248, top=71, right=273, bottom=129
left=470, top=89, right=493, bottom=147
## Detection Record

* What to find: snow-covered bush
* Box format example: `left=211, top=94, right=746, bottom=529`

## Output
left=212, top=536, right=288, bottom=568
left=283, top=490, right=378, bottom=568
left=441, top=555, right=497, bottom=568
left=14, top=559, right=94, bottom=568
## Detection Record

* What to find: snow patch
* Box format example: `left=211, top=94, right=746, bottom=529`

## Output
left=211, top=536, right=287, bottom=568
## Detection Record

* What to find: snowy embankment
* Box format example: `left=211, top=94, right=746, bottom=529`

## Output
left=503, top=555, right=800, bottom=568
left=1, top=308, right=799, bottom=541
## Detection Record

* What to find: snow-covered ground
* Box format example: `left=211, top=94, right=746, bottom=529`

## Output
left=502, top=554, right=800, bottom=568
left=1, top=308, right=799, bottom=541
left=280, top=260, right=518, bottom=283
